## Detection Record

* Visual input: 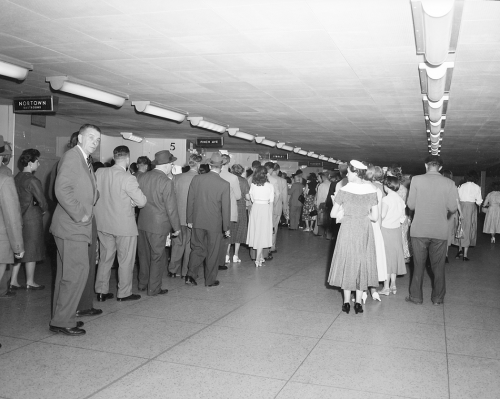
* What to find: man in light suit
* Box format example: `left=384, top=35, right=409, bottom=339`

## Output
left=185, top=153, right=231, bottom=287
left=94, top=146, right=147, bottom=302
left=137, top=150, right=180, bottom=296
left=167, top=154, right=202, bottom=278
left=50, top=124, right=101, bottom=336
left=265, top=162, right=289, bottom=253
left=406, top=155, right=459, bottom=306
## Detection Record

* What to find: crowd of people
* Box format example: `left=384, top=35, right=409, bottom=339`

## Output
left=1, top=126, right=499, bottom=336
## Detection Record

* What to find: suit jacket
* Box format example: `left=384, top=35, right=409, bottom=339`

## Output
left=172, top=169, right=198, bottom=226
left=220, top=167, right=241, bottom=222
left=187, top=171, right=230, bottom=233
left=0, top=164, right=12, bottom=177
left=50, top=146, right=98, bottom=243
left=137, top=169, right=180, bottom=235
left=94, top=164, right=146, bottom=236
left=407, top=170, right=459, bottom=240
left=0, top=174, right=24, bottom=262
left=270, top=174, right=288, bottom=215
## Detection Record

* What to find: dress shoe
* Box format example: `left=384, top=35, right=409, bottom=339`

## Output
left=138, top=287, right=146, bottom=291
left=167, top=272, right=180, bottom=278
left=432, top=301, right=443, bottom=306
left=76, top=308, right=103, bottom=317
left=49, top=325, right=86, bottom=336
left=341, top=303, right=350, bottom=314
left=117, top=294, right=141, bottom=301
left=455, top=250, right=463, bottom=260
left=264, top=255, right=273, bottom=261
left=405, top=296, right=423, bottom=305
left=9, top=284, right=22, bottom=290
left=218, top=265, right=228, bottom=270
left=97, top=293, right=114, bottom=302
left=185, top=276, right=197, bottom=286
left=26, top=284, right=45, bottom=290
left=207, top=281, right=220, bottom=287
left=156, top=289, right=168, bottom=296
left=0, top=291, right=16, bottom=299
left=463, top=256, right=470, bottom=261
left=354, top=302, right=363, bottom=314
left=76, top=321, right=84, bottom=328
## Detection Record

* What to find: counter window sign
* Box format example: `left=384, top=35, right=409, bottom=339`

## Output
left=195, top=138, right=223, bottom=148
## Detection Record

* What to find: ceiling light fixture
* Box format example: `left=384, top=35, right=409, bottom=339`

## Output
left=410, top=0, right=464, bottom=66
left=319, top=155, right=328, bottom=161
left=277, top=142, right=294, bottom=152
left=227, top=128, right=255, bottom=142
left=0, top=54, right=33, bottom=80
left=255, top=137, right=277, bottom=147
left=121, top=132, right=143, bottom=143
left=187, top=116, right=227, bottom=134
left=293, top=147, right=302, bottom=153
left=423, top=95, right=449, bottom=123
left=425, top=116, right=446, bottom=134
left=46, top=76, right=129, bottom=107
left=419, top=63, right=454, bottom=102
left=298, top=150, right=308, bottom=156
left=132, top=101, right=187, bottom=122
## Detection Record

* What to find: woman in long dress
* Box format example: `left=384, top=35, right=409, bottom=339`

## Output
left=456, top=170, right=482, bottom=261
left=10, top=149, right=48, bottom=290
left=482, top=181, right=500, bottom=243
left=378, top=176, right=406, bottom=296
left=328, top=160, right=379, bottom=315
left=442, top=170, right=462, bottom=261
left=227, top=164, right=250, bottom=262
left=247, top=166, right=274, bottom=267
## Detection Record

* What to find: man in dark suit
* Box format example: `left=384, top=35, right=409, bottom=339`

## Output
left=406, top=155, right=459, bottom=306
left=137, top=150, right=180, bottom=296
left=185, top=153, right=231, bottom=287
left=94, top=146, right=147, bottom=302
left=49, top=124, right=101, bottom=336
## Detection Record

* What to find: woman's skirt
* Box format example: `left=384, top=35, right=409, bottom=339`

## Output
left=483, top=204, right=500, bottom=234
left=246, top=203, right=273, bottom=249
left=447, top=212, right=458, bottom=246
left=20, top=215, right=45, bottom=262
left=302, top=195, right=315, bottom=221
left=372, top=222, right=388, bottom=282
left=230, top=201, right=248, bottom=244
left=381, top=226, right=406, bottom=275
left=458, top=201, right=477, bottom=247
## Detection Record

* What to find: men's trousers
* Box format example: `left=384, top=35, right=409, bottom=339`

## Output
left=95, top=231, right=136, bottom=299
left=289, top=205, right=302, bottom=230
left=0, top=264, right=10, bottom=296
left=271, top=203, right=283, bottom=251
left=137, top=229, right=167, bottom=296
left=187, top=228, right=222, bottom=286
left=168, top=225, right=191, bottom=277
left=51, top=237, right=89, bottom=328
left=77, top=217, right=97, bottom=311
left=409, top=237, right=447, bottom=304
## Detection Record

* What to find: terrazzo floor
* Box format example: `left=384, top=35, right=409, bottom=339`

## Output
left=1, top=225, right=499, bottom=399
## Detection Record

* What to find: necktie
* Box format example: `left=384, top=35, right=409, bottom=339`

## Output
left=86, top=155, right=93, bottom=174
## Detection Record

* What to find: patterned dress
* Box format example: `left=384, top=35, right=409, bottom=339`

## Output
left=397, top=185, right=412, bottom=259
left=328, top=187, right=379, bottom=291
left=483, top=191, right=500, bottom=234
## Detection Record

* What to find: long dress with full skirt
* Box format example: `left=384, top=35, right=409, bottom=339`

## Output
left=246, top=182, right=274, bottom=249
left=370, top=182, right=387, bottom=282
left=328, top=187, right=378, bottom=291
left=483, top=191, right=500, bottom=234
left=459, top=201, right=477, bottom=247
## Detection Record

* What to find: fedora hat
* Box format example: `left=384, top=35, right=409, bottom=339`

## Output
left=152, top=150, right=177, bottom=165
left=0, top=136, right=12, bottom=155
left=207, top=152, right=224, bottom=167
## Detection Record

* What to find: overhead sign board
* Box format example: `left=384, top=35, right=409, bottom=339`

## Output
left=196, top=137, right=223, bottom=148
left=13, top=96, right=58, bottom=113
left=309, top=161, right=323, bottom=167
left=270, top=153, right=288, bottom=160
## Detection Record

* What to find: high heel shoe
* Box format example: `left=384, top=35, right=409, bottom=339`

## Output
left=372, top=292, right=381, bottom=301
left=361, top=291, right=367, bottom=304
left=354, top=302, right=363, bottom=314
left=491, top=237, right=496, bottom=244
left=455, top=250, right=463, bottom=260
left=378, top=287, right=390, bottom=296
left=390, top=285, right=397, bottom=295
left=342, top=303, right=350, bottom=314
left=254, top=260, right=261, bottom=268
left=463, top=256, right=470, bottom=261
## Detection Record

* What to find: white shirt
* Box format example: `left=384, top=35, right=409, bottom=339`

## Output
left=316, top=181, right=331, bottom=206
left=250, top=182, right=274, bottom=203
left=382, top=190, right=406, bottom=229
left=458, top=182, right=482, bottom=205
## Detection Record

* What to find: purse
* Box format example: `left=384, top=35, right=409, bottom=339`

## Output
left=309, top=209, right=318, bottom=217
left=298, top=194, right=305, bottom=204
left=455, top=219, right=464, bottom=239
left=482, top=205, right=489, bottom=214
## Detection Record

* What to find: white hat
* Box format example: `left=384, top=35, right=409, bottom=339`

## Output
left=350, top=160, right=367, bottom=170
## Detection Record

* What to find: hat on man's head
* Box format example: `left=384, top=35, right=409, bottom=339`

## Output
left=152, top=150, right=177, bottom=165
left=424, top=155, right=443, bottom=166
left=0, top=136, right=12, bottom=155
left=207, top=152, right=224, bottom=167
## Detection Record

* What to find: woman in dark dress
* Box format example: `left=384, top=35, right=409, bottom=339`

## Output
left=10, top=149, right=48, bottom=290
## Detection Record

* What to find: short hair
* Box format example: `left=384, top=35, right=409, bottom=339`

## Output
left=424, top=155, right=443, bottom=168
left=464, top=170, right=479, bottom=184
left=441, top=170, right=453, bottom=180
left=372, top=166, right=384, bottom=182
left=251, top=160, right=261, bottom=169
left=221, top=153, right=231, bottom=166
left=67, top=132, right=79, bottom=149
left=93, top=161, right=104, bottom=172
left=188, top=154, right=203, bottom=168
left=137, top=156, right=151, bottom=166
left=285, top=177, right=292, bottom=184
left=307, top=173, right=317, bottom=181
left=384, top=176, right=400, bottom=193
left=129, top=162, right=138, bottom=174
left=363, top=163, right=375, bottom=181
left=231, top=164, right=244, bottom=176
left=348, top=161, right=366, bottom=179
left=264, top=161, right=274, bottom=170
left=199, top=164, right=210, bottom=174
left=19, top=149, right=40, bottom=168
left=113, top=145, right=130, bottom=160
left=330, top=171, right=341, bottom=181
left=273, top=163, right=280, bottom=172
left=79, top=124, right=101, bottom=136
left=387, top=164, right=403, bottom=181
left=252, top=166, right=268, bottom=186
left=181, top=165, right=190, bottom=173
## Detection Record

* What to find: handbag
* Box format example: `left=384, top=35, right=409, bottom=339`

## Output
left=309, top=209, right=318, bottom=217
left=298, top=194, right=305, bottom=204
left=482, top=205, right=489, bottom=214
left=455, top=219, right=464, bottom=240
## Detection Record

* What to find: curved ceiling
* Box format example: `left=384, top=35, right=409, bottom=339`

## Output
left=0, top=0, right=499, bottom=174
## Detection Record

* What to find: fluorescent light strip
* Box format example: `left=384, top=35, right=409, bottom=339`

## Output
left=121, top=132, right=143, bottom=143
left=132, top=101, right=187, bottom=122
left=46, top=76, right=128, bottom=107
left=0, top=55, right=33, bottom=80
left=227, top=129, right=255, bottom=142
left=188, top=117, right=227, bottom=134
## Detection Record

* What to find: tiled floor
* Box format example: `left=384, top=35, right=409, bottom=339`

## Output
left=1, top=226, right=499, bottom=399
